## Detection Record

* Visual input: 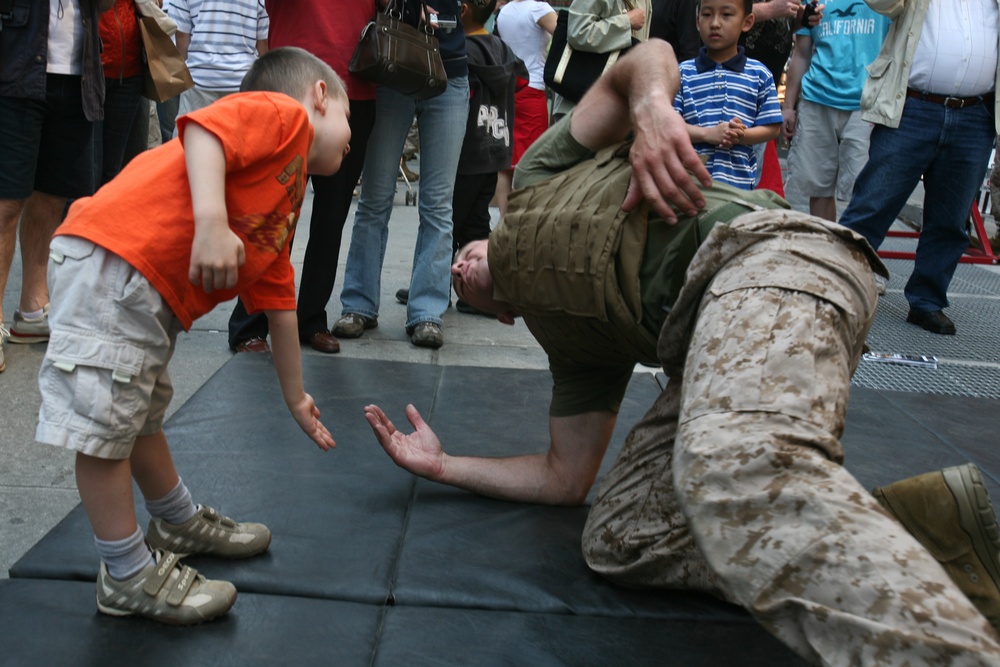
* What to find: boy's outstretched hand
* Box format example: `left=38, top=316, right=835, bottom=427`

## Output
left=290, top=393, right=335, bottom=450
left=364, top=404, right=445, bottom=481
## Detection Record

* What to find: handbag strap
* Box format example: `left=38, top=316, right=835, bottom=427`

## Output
left=385, top=0, right=434, bottom=33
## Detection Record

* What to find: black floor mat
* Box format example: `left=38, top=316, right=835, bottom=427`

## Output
left=7, top=354, right=993, bottom=666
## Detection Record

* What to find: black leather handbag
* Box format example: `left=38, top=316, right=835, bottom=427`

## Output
left=543, top=9, right=639, bottom=103
left=349, top=4, right=448, bottom=100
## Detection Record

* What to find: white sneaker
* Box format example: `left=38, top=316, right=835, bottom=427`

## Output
left=0, top=322, right=8, bottom=373
left=9, top=304, right=49, bottom=344
left=96, top=550, right=236, bottom=625
left=147, top=504, right=271, bottom=559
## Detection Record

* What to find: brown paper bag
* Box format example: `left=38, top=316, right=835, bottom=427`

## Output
left=138, top=16, right=194, bottom=102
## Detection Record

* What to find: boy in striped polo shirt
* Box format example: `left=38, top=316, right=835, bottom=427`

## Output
left=673, top=0, right=783, bottom=189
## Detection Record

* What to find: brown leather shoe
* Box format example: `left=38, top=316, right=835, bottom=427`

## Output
left=235, top=337, right=270, bottom=353
left=307, top=331, right=340, bottom=354
left=874, top=464, right=1000, bottom=633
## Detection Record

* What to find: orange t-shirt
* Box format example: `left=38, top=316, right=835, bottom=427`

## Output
left=57, top=92, right=312, bottom=331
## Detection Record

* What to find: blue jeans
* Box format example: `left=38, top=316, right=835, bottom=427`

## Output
left=340, top=77, right=469, bottom=328
left=838, top=96, right=995, bottom=313
left=156, top=96, right=180, bottom=145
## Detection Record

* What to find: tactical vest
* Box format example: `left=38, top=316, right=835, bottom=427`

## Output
left=490, top=142, right=789, bottom=360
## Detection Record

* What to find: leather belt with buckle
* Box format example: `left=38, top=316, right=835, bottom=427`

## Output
left=906, top=87, right=994, bottom=109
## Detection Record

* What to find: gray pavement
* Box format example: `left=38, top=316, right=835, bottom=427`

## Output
left=2, top=156, right=997, bottom=580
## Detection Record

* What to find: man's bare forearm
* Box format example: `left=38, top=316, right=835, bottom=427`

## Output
left=438, top=452, right=595, bottom=506
left=571, top=39, right=683, bottom=151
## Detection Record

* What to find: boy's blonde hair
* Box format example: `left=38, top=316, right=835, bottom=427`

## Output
left=241, top=47, right=347, bottom=102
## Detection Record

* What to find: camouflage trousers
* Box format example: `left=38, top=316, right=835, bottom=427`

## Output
left=583, top=212, right=1000, bottom=665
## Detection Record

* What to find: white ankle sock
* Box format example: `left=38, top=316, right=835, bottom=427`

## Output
left=145, top=477, right=197, bottom=526
left=95, top=526, right=154, bottom=581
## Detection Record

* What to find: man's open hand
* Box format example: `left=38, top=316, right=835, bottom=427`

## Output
left=365, top=404, right=445, bottom=481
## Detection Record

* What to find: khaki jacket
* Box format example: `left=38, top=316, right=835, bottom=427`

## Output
left=860, top=0, right=1000, bottom=132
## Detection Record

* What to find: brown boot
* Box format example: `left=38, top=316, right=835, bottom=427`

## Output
left=873, top=464, right=1000, bottom=634
left=399, top=158, right=419, bottom=183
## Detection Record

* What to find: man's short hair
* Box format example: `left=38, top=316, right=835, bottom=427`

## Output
left=464, top=0, right=497, bottom=26
left=241, top=47, right=347, bottom=102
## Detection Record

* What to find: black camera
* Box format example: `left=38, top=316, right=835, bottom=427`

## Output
left=800, top=1, right=818, bottom=28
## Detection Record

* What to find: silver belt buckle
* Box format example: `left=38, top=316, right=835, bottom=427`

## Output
left=943, top=96, right=966, bottom=109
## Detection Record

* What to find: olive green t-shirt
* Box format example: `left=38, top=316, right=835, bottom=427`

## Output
left=508, top=115, right=789, bottom=416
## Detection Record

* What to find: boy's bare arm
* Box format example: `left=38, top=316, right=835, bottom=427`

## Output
left=739, top=123, right=781, bottom=146
left=685, top=121, right=732, bottom=147
left=175, top=32, right=191, bottom=60
left=184, top=123, right=246, bottom=292
left=781, top=34, right=814, bottom=141
left=266, top=309, right=335, bottom=451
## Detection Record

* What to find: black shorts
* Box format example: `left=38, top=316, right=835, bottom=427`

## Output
left=0, top=74, right=96, bottom=200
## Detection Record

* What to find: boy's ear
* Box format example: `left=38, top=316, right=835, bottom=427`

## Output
left=312, top=80, right=328, bottom=112
left=742, top=12, right=755, bottom=33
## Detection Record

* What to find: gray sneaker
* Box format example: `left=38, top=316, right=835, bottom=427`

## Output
left=9, top=304, right=49, bottom=344
left=332, top=313, right=378, bottom=339
left=0, top=322, right=8, bottom=373
left=408, top=322, right=443, bottom=349
left=97, top=550, right=236, bottom=625
left=147, top=505, right=271, bottom=559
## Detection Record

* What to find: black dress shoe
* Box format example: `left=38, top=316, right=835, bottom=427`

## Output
left=456, top=299, right=490, bottom=316
left=906, top=309, right=956, bottom=335
left=307, top=330, right=341, bottom=353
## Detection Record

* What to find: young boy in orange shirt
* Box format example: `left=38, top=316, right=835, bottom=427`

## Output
left=35, top=47, right=349, bottom=625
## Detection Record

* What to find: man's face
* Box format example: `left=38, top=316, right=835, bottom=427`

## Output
left=450, top=240, right=519, bottom=323
left=451, top=240, right=494, bottom=309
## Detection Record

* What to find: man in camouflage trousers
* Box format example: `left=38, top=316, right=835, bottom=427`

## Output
left=366, top=39, right=1000, bottom=664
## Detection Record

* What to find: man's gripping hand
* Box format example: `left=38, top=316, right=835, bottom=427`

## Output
left=365, top=404, right=446, bottom=481
left=624, top=97, right=711, bottom=223
left=291, top=393, right=335, bottom=451
left=188, top=221, right=246, bottom=292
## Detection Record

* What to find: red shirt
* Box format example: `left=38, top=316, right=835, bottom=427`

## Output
left=99, top=0, right=143, bottom=79
left=264, top=0, right=377, bottom=101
